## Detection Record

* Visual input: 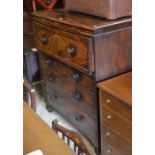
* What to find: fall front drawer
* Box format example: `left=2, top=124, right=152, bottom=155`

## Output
left=97, top=72, right=132, bottom=155
left=34, top=23, right=94, bottom=73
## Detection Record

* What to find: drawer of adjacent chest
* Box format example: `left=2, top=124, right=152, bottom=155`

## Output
left=101, top=105, right=132, bottom=143
left=101, top=123, right=131, bottom=155
left=44, top=86, right=98, bottom=148
left=100, top=90, right=132, bottom=122
left=101, top=140, right=123, bottom=155
left=34, top=23, right=94, bottom=74
left=39, top=52, right=96, bottom=94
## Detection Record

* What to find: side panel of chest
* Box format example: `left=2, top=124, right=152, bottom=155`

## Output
left=94, top=26, right=132, bottom=81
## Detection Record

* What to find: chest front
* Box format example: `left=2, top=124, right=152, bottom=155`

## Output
left=33, top=10, right=132, bottom=151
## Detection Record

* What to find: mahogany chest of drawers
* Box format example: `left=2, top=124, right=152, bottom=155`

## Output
left=97, top=72, right=132, bottom=155
left=32, top=10, right=132, bottom=150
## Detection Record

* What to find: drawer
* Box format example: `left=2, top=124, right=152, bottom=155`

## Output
left=43, top=74, right=97, bottom=119
left=39, top=52, right=96, bottom=94
left=101, top=105, right=132, bottom=143
left=101, top=123, right=131, bottom=155
left=44, top=86, right=98, bottom=148
left=100, top=90, right=132, bottom=122
left=101, top=139, right=123, bottom=155
left=34, top=23, right=94, bottom=74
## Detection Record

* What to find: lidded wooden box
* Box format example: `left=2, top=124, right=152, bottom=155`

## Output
left=65, top=0, right=132, bottom=20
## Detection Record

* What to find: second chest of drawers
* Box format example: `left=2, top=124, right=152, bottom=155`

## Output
left=98, top=72, right=132, bottom=155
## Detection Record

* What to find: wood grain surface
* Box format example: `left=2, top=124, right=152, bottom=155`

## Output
left=23, top=102, right=76, bottom=155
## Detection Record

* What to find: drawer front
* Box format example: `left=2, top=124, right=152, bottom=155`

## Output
left=39, top=52, right=96, bottom=94
left=101, top=140, right=123, bottom=155
left=101, top=105, right=132, bottom=143
left=100, top=90, right=132, bottom=122
left=34, top=23, right=94, bottom=73
left=101, top=123, right=131, bottom=155
left=44, top=74, right=97, bottom=119
left=44, top=85, right=98, bottom=148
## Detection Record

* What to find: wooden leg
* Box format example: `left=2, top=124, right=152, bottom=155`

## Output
left=46, top=104, right=53, bottom=112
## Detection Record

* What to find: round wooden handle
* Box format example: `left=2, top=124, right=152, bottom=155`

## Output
left=41, top=35, right=48, bottom=44
left=105, top=132, right=111, bottom=138
left=73, top=73, right=80, bottom=81
left=45, top=0, right=51, bottom=5
left=45, top=58, right=52, bottom=64
left=48, top=76, right=55, bottom=82
left=50, top=95, right=58, bottom=101
left=107, top=149, right=112, bottom=154
left=75, top=112, right=84, bottom=121
left=106, top=115, right=112, bottom=120
left=67, top=45, right=76, bottom=57
left=74, top=93, right=82, bottom=101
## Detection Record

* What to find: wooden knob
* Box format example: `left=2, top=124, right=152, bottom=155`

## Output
left=48, top=76, right=54, bottom=82
left=106, top=115, right=112, bottom=120
left=59, top=17, right=63, bottom=20
left=41, top=35, right=48, bottom=44
left=105, top=132, right=110, bottom=138
left=75, top=112, right=84, bottom=121
left=73, top=73, right=80, bottom=81
left=106, top=99, right=111, bottom=104
left=107, top=149, right=112, bottom=154
left=74, top=93, right=82, bottom=101
left=67, top=45, right=76, bottom=57
left=46, top=58, right=52, bottom=65
left=50, top=95, right=58, bottom=101
left=45, top=0, right=51, bottom=5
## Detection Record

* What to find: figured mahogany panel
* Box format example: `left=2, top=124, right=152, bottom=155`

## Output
left=34, top=23, right=94, bottom=73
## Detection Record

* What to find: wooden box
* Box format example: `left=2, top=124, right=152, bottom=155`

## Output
left=65, top=0, right=132, bottom=20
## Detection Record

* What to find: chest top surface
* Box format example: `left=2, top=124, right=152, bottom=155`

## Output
left=32, top=9, right=132, bottom=35
left=97, top=72, right=132, bottom=106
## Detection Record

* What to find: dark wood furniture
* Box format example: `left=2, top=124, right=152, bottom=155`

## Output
left=23, top=102, right=76, bottom=155
left=23, top=79, right=36, bottom=111
left=32, top=10, right=132, bottom=151
left=52, top=119, right=96, bottom=155
left=97, top=72, right=132, bottom=155
left=65, top=0, right=132, bottom=20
